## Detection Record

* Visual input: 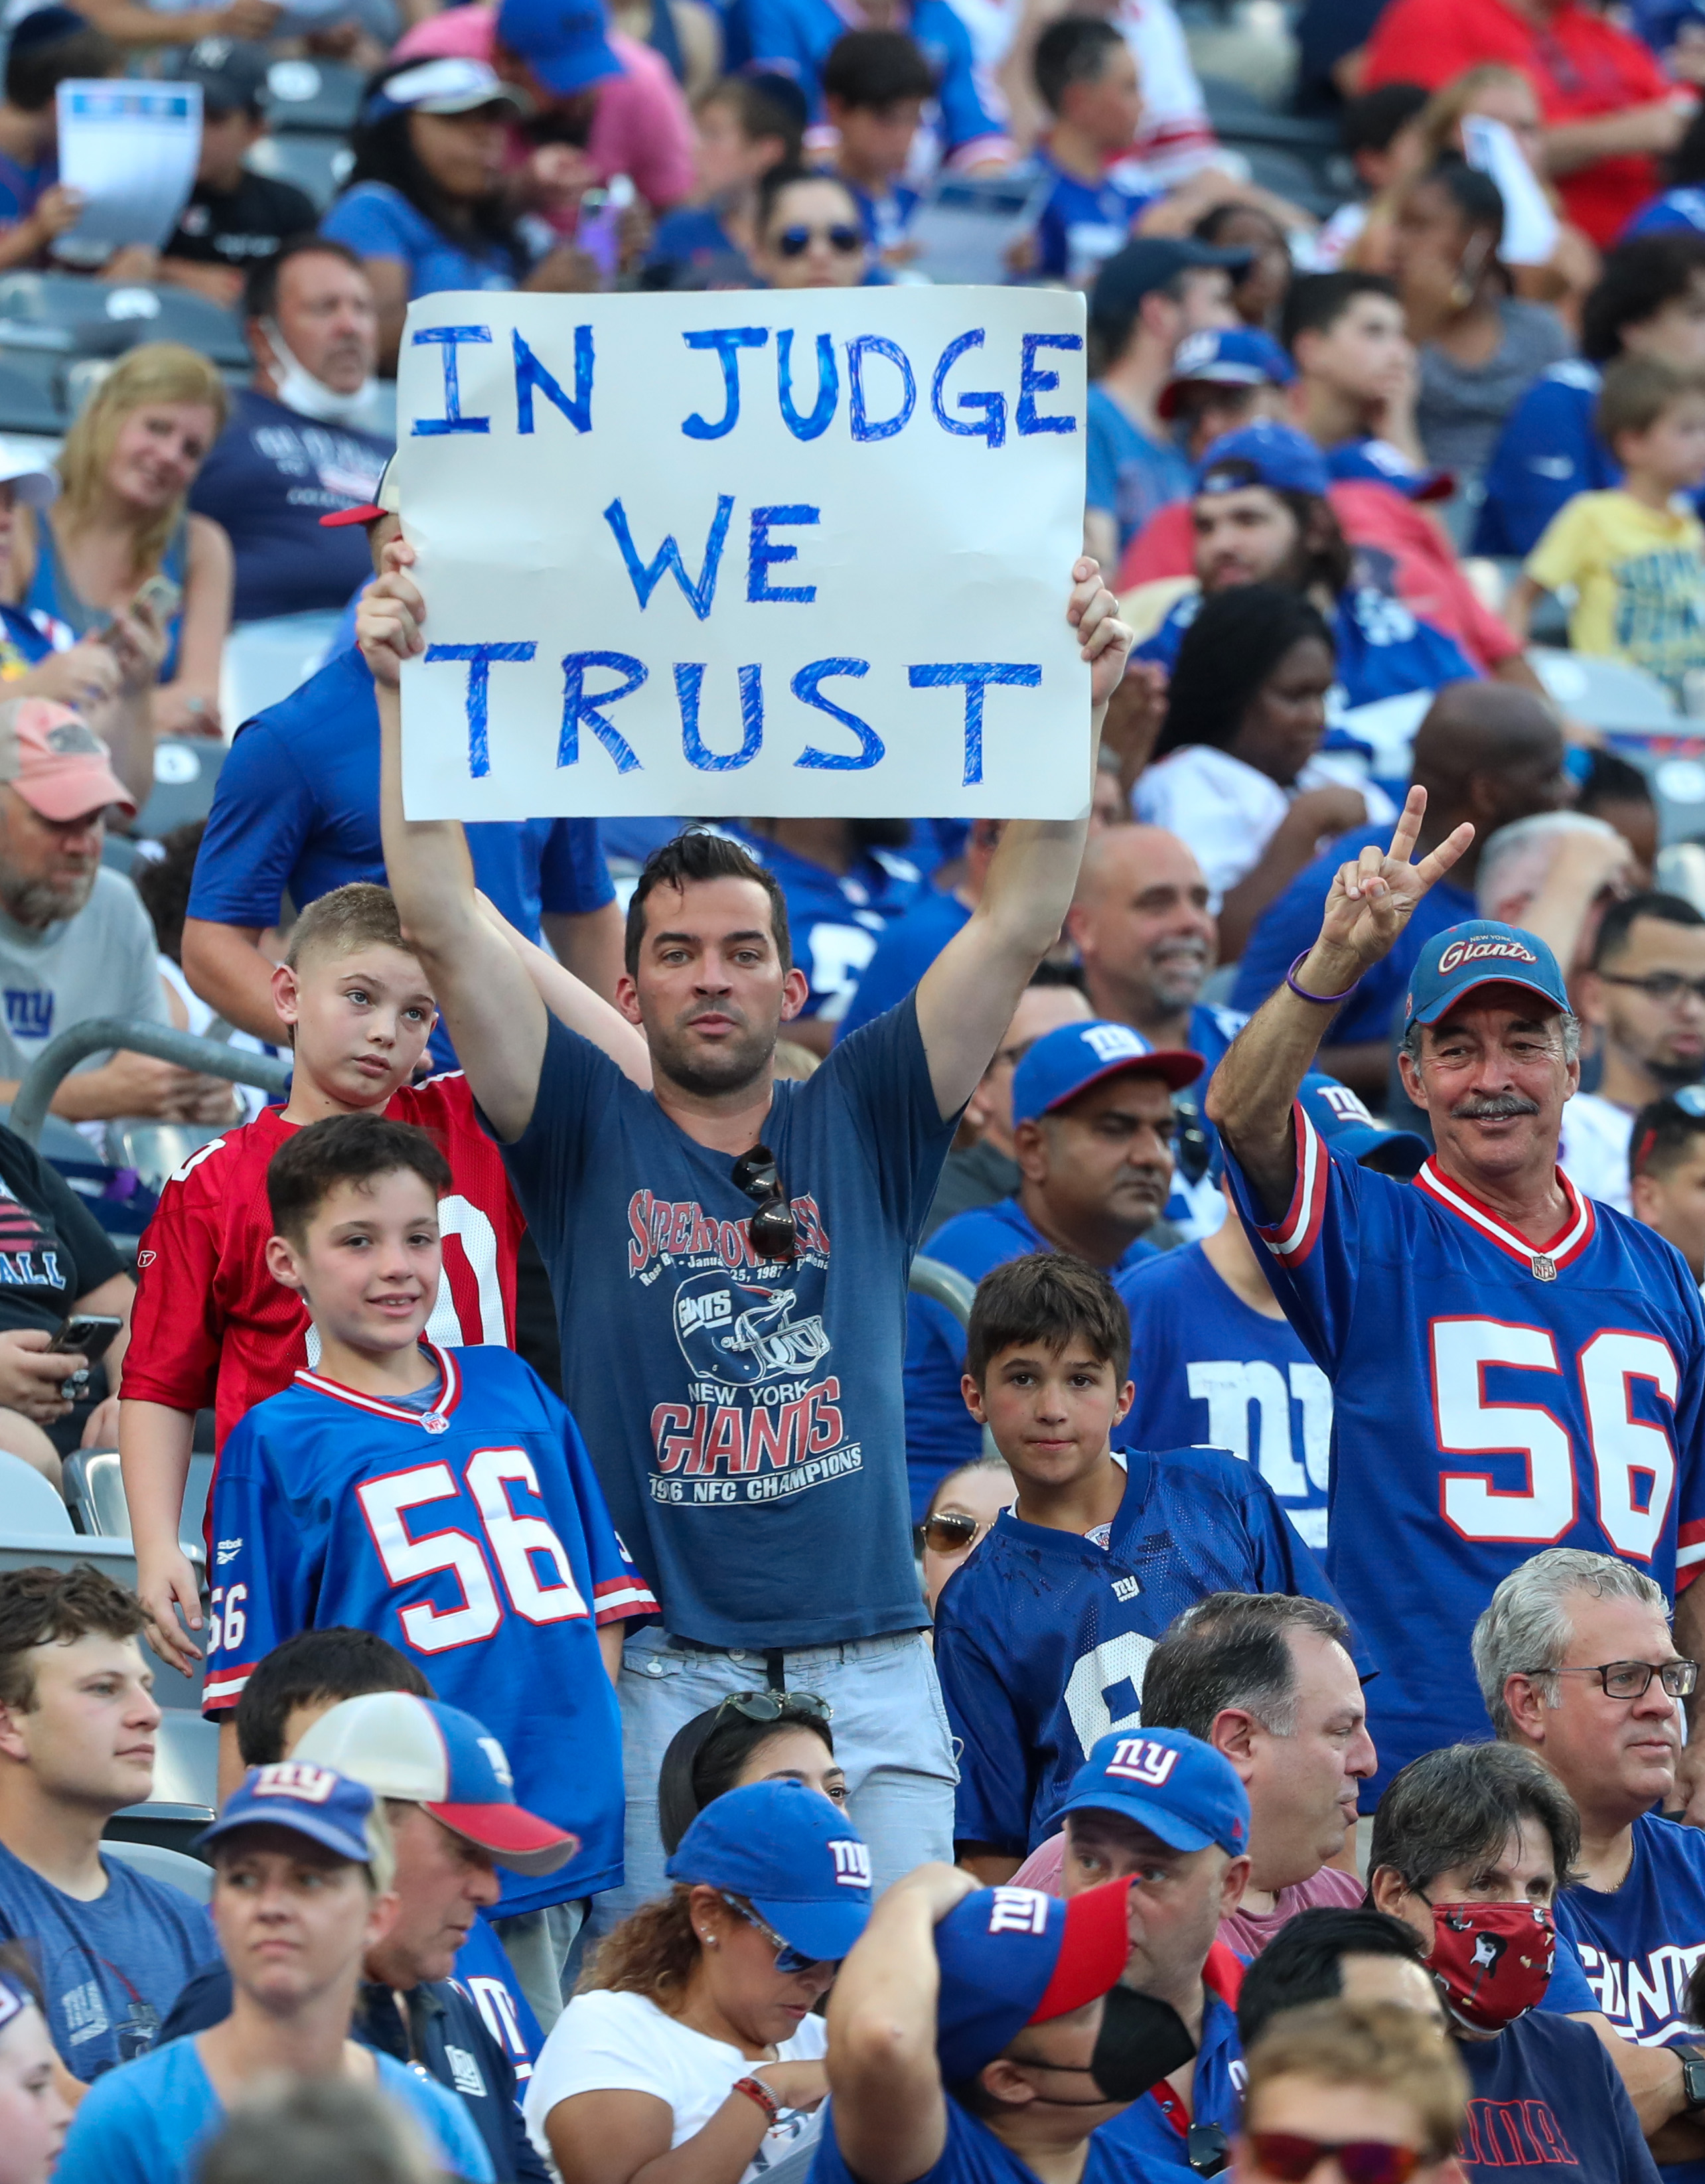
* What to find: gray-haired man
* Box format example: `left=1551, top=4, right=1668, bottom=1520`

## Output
left=1474, top=1546, right=1705, bottom=2173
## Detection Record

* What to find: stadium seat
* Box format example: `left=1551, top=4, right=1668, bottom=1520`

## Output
left=0, top=354, right=62, bottom=437
left=100, top=1836, right=212, bottom=1900
left=263, top=55, right=365, bottom=135
left=1530, top=648, right=1681, bottom=732
left=244, top=131, right=354, bottom=214
left=108, top=1711, right=218, bottom=1857
left=0, top=1450, right=70, bottom=1535
left=102, top=1122, right=228, bottom=1194
left=0, top=273, right=248, bottom=372
left=131, top=737, right=226, bottom=843
left=220, top=609, right=342, bottom=730
left=64, top=1449, right=213, bottom=1551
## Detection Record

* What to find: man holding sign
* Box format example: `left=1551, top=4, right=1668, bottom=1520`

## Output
left=363, top=522, right=1130, bottom=1924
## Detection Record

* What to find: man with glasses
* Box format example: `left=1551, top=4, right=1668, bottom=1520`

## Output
left=1474, top=1546, right=1705, bottom=2175
left=1572, top=894, right=1705, bottom=1212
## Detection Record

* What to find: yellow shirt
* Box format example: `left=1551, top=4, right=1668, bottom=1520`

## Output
left=1524, top=488, right=1705, bottom=693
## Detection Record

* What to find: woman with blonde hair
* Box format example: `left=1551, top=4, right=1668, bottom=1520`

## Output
left=9, top=342, right=232, bottom=738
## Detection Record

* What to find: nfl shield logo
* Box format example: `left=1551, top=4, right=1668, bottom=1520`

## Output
left=1530, top=1256, right=1556, bottom=1282
left=422, top=1414, right=449, bottom=1433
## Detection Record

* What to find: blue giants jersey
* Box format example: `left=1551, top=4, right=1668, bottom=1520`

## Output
left=1092, top=1987, right=1242, bottom=2172
left=1114, top=1243, right=1332, bottom=1550
left=1135, top=585, right=1479, bottom=707
left=201, top=1343, right=659, bottom=1913
left=932, top=1447, right=1343, bottom=1856
left=1226, top=1110, right=1705, bottom=1796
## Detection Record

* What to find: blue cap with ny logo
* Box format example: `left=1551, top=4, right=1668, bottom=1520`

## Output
left=666, top=1781, right=873, bottom=1962
left=1012, top=1020, right=1204, bottom=1124
left=1051, top=1729, right=1250, bottom=1856
left=1402, top=919, right=1570, bottom=1033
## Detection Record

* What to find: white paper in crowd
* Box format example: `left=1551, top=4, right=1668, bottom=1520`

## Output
left=907, top=174, right=1052, bottom=285
left=396, top=287, right=1090, bottom=822
left=53, top=80, right=202, bottom=262
left=1460, top=115, right=1558, bottom=268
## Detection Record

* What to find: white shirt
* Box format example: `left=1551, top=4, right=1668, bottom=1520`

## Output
left=524, top=1988, right=828, bottom=2180
left=1134, top=743, right=1396, bottom=909
left=1558, top=1090, right=1634, bottom=1216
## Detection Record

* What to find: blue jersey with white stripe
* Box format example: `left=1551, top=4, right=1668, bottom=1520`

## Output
left=1114, top=1243, right=1331, bottom=1550
left=202, top=1343, right=658, bottom=1913
left=1134, top=586, right=1479, bottom=707
left=931, top=1445, right=1341, bottom=1856
left=1226, top=1110, right=1705, bottom=1796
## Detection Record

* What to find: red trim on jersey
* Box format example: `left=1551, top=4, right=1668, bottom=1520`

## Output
left=293, top=1344, right=462, bottom=1425
left=1255, top=1108, right=1328, bottom=1268
left=1413, top=1161, right=1595, bottom=1272
left=1678, top=1518, right=1705, bottom=1575
left=593, top=1574, right=660, bottom=1624
left=202, top=1660, right=258, bottom=1711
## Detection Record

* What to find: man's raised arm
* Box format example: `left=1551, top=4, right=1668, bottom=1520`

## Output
left=1205, top=788, right=1475, bottom=1217
left=915, top=560, right=1131, bottom=1122
left=364, top=541, right=549, bottom=1141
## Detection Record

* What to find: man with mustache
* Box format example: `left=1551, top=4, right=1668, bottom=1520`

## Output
left=1207, top=793, right=1705, bottom=1808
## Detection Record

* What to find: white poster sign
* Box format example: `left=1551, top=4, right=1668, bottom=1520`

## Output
left=395, top=287, right=1089, bottom=822
left=54, top=82, right=202, bottom=261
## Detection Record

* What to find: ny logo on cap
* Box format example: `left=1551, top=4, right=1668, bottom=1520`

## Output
left=1173, top=330, right=1219, bottom=372
left=1106, top=1739, right=1180, bottom=1788
left=478, top=1737, right=514, bottom=1790
left=253, top=1761, right=337, bottom=1803
left=1082, top=1025, right=1147, bottom=1065
left=989, top=1887, right=1049, bottom=1935
left=830, top=1840, right=871, bottom=1889
left=1317, top=1084, right=1374, bottom=1126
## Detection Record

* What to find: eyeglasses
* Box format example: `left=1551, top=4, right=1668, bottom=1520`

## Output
left=1247, top=2133, right=1422, bottom=2183
left=920, top=1509, right=1000, bottom=1558
left=1600, top=972, right=1705, bottom=1006
left=731, top=1143, right=797, bottom=1262
left=713, top=1689, right=832, bottom=1727
left=1187, top=2124, right=1230, bottom=2176
left=776, top=223, right=863, bottom=257
left=718, top=1891, right=838, bottom=1974
left=1530, top=1658, right=1698, bottom=1699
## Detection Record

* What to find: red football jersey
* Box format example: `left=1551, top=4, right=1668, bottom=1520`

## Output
left=121, top=1073, right=525, bottom=1449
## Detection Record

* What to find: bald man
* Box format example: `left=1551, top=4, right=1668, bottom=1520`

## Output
left=1229, top=686, right=1573, bottom=1098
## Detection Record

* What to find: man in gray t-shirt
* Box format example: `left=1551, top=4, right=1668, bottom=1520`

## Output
left=0, top=698, right=235, bottom=1125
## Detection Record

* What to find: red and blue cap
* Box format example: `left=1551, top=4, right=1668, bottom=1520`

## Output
left=1299, top=1069, right=1428, bottom=1175
left=1053, top=1729, right=1250, bottom=1857
left=1194, top=419, right=1330, bottom=501
left=197, top=1761, right=382, bottom=1865
left=1325, top=435, right=1454, bottom=505
left=1012, top=1019, right=1203, bottom=1126
left=1402, top=919, right=1570, bottom=1033
left=934, top=1877, right=1134, bottom=2082
left=665, top=1781, right=872, bottom=1963
left=1158, top=327, right=1296, bottom=419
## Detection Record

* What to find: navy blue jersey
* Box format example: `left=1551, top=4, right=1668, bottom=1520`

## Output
left=202, top=1343, right=658, bottom=1913
left=1092, top=1988, right=1241, bottom=2172
left=727, top=828, right=921, bottom=1027
left=1027, top=149, right=1157, bottom=280
left=1457, top=2011, right=1659, bottom=2181
left=1623, top=187, right=1705, bottom=238
left=1471, top=364, right=1616, bottom=558
left=838, top=888, right=970, bottom=1044
left=906, top=1197, right=1157, bottom=1520
left=813, top=2089, right=1131, bottom=2184
left=1136, top=585, right=1480, bottom=707
left=1115, top=1242, right=1331, bottom=1549
left=1226, top=1109, right=1705, bottom=1794
left=932, top=1445, right=1343, bottom=1854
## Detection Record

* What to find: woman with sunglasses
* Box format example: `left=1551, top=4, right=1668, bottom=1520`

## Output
left=659, top=1691, right=847, bottom=1856
left=524, top=1783, right=870, bottom=2184
left=1234, top=1998, right=1468, bottom=2183
left=751, top=165, right=872, bottom=290
left=920, top=1457, right=1013, bottom=1615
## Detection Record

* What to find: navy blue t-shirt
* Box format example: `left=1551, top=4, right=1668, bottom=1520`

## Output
left=492, top=997, right=958, bottom=1646
left=0, top=1839, right=214, bottom=2080
left=1231, top=823, right=1477, bottom=1046
left=1471, top=364, right=1616, bottom=559
left=838, top=887, right=970, bottom=1045
left=1456, top=2012, right=1659, bottom=2180
left=188, top=389, right=392, bottom=624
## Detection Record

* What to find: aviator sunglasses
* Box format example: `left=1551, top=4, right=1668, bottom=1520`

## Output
left=775, top=222, right=862, bottom=257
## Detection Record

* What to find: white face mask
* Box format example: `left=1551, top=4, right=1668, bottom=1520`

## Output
left=263, top=319, right=379, bottom=427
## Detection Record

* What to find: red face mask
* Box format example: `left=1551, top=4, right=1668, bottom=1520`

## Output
left=1426, top=1900, right=1555, bottom=2033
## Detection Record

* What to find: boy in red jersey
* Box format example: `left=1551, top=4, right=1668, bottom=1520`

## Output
left=119, top=880, right=649, bottom=1672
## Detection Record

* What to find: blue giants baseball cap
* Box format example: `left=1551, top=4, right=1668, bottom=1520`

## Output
left=1402, top=920, right=1570, bottom=1033
left=666, top=1781, right=872, bottom=1962
left=496, top=0, right=621, bottom=94
left=1053, top=1729, right=1250, bottom=1857
left=934, top=1877, right=1134, bottom=2081
left=1194, top=420, right=1331, bottom=500
left=197, top=1761, right=385, bottom=1865
left=1157, top=327, right=1296, bottom=419
left=1012, top=1020, right=1204, bottom=1124
left=1324, top=435, right=1454, bottom=504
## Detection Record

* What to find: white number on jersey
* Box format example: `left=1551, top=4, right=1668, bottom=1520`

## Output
left=1063, top=1630, right=1154, bottom=1755
left=806, top=922, right=879, bottom=1022
left=356, top=1450, right=588, bottom=1654
left=1431, top=1317, right=1679, bottom=1552
left=1185, top=1359, right=1333, bottom=1498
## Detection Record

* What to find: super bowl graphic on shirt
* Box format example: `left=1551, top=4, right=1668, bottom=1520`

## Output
left=629, top=1186, right=852, bottom=1506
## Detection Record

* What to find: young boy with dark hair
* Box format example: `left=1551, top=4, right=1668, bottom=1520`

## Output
left=1027, top=17, right=1156, bottom=283
left=931, top=1250, right=1344, bottom=1887
left=201, top=1112, right=657, bottom=2003
left=822, top=30, right=934, bottom=259
left=0, top=7, right=118, bottom=271
left=1631, top=1087, right=1705, bottom=1279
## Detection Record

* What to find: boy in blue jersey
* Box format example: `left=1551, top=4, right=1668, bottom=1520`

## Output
left=932, top=1252, right=1341, bottom=1880
left=201, top=1112, right=658, bottom=2010
left=1025, top=19, right=1155, bottom=284
left=822, top=33, right=930, bottom=263
left=1476, top=1546, right=1705, bottom=2176
left=816, top=1860, right=1192, bottom=2184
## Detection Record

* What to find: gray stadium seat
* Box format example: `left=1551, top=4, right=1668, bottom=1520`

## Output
left=0, top=354, right=63, bottom=437
left=220, top=610, right=342, bottom=727
left=108, top=1711, right=218, bottom=1856
left=263, top=56, right=365, bottom=135
left=244, top=131, right=354, bottom=214
left=131, top=737, right=226, bottom=842
left=0, top=1450, right=70, bottom=1534
left=0, top=273, right=248, bottom=372
left=101, top=1836, right=212, bottom=1900
left=64, top=1449, right=212, bottom=1552
left=1530, top=648, right=1680, bottom=732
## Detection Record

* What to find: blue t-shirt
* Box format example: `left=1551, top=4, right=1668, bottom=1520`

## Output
left=1230, top=822, right=1477, bottom=1047
left=0, top=600, right=50, bottom=681
left=905, top=1196, right=1157, bottom=1518
left=742, top=0, right=1005, bottom=155
left=838, top=887, right=970, bottom=1045
left=1136, top=586, right=1481, bottom=709
left=321, top=181, right=521, bottom=298
left=494, top=997, right=958, bottom=1647
left=0, top=1839, right=214, bottom=2080
left=645, top=206, right=747, bottom=279
left=54, top=2031, right=494, bottom=2183
left=1472, top=364, right=1616, bottom=559
left=1092, top=1988, right=1242, bottom=2171
left=1086, top=385, right=1193, bottom=551
left=1624, top=186, right=1705, bottom=238
left=1225, top=1109, right=1705, bottom=1795
left=202, top=1344, right=654, bottom=1913
left=813, top=2087, right=1132, bottom=2184
left=932, top=1443, right=1342, bottom=1854
left=185, top=648, right=613, bottom=1065
left=0, top=147, right=52, bottom=229
left=1456, top=2011, right=1659, bottom=2181
left=188, top=388, right=392, bottom=624
left=729, top=828, right=922, bottom=1026
left=1029, top=151, right=1155, bottom=281
left=1114, top=1241, right=1332, bottom=1550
